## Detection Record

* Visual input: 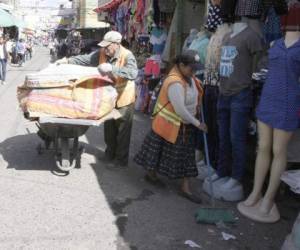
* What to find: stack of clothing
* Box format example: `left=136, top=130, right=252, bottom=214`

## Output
left=18, top=64, right=118, bottom=120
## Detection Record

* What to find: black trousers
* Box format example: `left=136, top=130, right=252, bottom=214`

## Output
left=104, top=103, right=134, bottom=165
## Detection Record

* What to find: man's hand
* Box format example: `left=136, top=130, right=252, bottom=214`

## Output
left=55, top=57, right=68, bottom=65
left=98, top=63, right=113, bottom=74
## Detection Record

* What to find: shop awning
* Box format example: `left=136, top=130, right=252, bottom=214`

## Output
left=94, top=0, right=124, bottom=13
left=0, top=8, right=15, bottom=27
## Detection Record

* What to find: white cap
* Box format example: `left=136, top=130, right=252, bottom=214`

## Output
left=98, top=31, right=122, bottom=47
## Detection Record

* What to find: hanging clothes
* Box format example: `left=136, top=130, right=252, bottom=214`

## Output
left=116, top=1, right=129, bottom=34
left=144, top=0, right=154, bottom=33
left=182, top=29, right=199, bottom=51
left=235, top=0, right=263, bottom=17
left=150, top=27, right=168, bottom=55
left=205, top=2, right=223, bottom=32
left=263, top=7, right=283, bottom=43
left=144, top=58, right=161, bottom=77
left=188, top=32, right=210, bottom=66
left=262, top=0, right=288, bottom=16
left=220, top=0, right=238, bottom=23
left=162, top=1, right=205, bottom=62
left=204, top=24, right=232, bottom=87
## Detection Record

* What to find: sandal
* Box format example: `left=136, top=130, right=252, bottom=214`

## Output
left=178, top=190, right=202, bottom=204
left=144, top=174, right=166, bottom=188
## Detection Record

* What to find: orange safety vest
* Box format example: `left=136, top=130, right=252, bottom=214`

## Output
left=152, top=66, right=203, bottom=144
left=99, top=45, right=135, bottom=108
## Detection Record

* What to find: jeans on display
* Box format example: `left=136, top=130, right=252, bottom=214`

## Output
left=203, top=85, right=219, bottom=168
left=217, top=88, right=253, bottom=181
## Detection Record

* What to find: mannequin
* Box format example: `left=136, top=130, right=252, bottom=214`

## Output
left=203, top=19, right=264, bottom=201
left=197, top=22, right=232, bottom=174
left=230, top=21, right=248, bottom=38
left=238, top=31, right=300, bottom=223
left=241, top=17, right=264, bottom=39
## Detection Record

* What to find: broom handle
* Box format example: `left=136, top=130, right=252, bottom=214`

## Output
left=200, top=105, right=215, bottom=207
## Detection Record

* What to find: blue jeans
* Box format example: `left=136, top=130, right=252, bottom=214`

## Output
left=0, top=59, right=7, bottom=81
left=217, top=88, right=253, bottom=181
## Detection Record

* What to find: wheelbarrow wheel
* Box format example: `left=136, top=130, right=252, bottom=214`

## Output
left=36, top=143, right=44, bottom=155
left=56, top=138, right=76, bottom=172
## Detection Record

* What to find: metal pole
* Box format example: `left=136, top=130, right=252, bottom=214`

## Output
left=175, top=0, right=183, bottom=56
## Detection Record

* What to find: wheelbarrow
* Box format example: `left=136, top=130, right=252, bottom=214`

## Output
left=35, top=109, right=121, bottom=172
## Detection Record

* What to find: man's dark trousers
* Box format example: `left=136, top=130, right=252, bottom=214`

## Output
left=104, top=103, right=134, bottom=165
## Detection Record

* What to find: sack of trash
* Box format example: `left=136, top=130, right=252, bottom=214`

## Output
left=18, top=64, right=118, bottom=120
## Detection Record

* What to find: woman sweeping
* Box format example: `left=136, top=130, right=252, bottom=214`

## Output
left=134, top=50, right=207, bottom=204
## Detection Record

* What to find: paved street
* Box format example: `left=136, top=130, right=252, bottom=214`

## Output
left=0, top=47, right=298, bottom=250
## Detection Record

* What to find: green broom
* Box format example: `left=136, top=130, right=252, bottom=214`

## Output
left=195, top=106, right=235, bottom=224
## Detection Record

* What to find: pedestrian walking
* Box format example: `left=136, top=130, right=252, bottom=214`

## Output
left=0, top=36, right=9, bottom=84
left=56, top=31, right=138, bottom=169
left=134, top=50, right=207, bottom=204
left=16, top=39, right=26, bottom=66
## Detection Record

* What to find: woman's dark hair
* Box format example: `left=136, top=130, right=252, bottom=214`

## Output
left=173, top=54, right=193, bottom=66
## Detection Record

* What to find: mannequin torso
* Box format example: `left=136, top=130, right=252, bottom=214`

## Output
left=230, top=22, right=248, bottom=38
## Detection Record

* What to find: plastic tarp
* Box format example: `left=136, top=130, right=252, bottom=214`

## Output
left=0, top=8, right=15, bottom=27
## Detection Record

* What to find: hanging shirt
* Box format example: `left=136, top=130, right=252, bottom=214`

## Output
left=189, top=33, right=210, bottom=66
left=235, top=0, right=263, bottom=17
left=263, top=7, right=283, bottom=43
left=150, top=27, right=167, bottom=55
left=204, top=24, right=232, bottom=86
left=219, top=27, right=263, bottom=96
left=205, top=3, right=223, bottom=32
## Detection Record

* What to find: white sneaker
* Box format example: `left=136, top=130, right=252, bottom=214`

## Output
left=2, top=81, right=6, bottom=85
left=205, top=173, right=220, bottom=182
left=221, top=178, right=241, bottom=190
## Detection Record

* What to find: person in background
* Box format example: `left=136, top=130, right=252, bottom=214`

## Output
left=0, top=36, right=9, bottom=84
left=49, top=40, right=55, bottom=56
left=56, top=31, right=138, bottom=169
left=5, top=37, right=13, bottom=64
left=134, top=50, right=207, bottom=204
left=26, top=39, right=33, bottom=59
left=57, top=39, right=68, bottom=59
left=16, top=39, right=26, bottom=66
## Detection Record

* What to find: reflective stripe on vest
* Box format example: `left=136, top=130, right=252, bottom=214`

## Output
left=152, top=66, right=203, bottom=144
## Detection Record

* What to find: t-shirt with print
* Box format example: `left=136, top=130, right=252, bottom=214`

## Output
left=219, top=27, right=263, bottom=96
